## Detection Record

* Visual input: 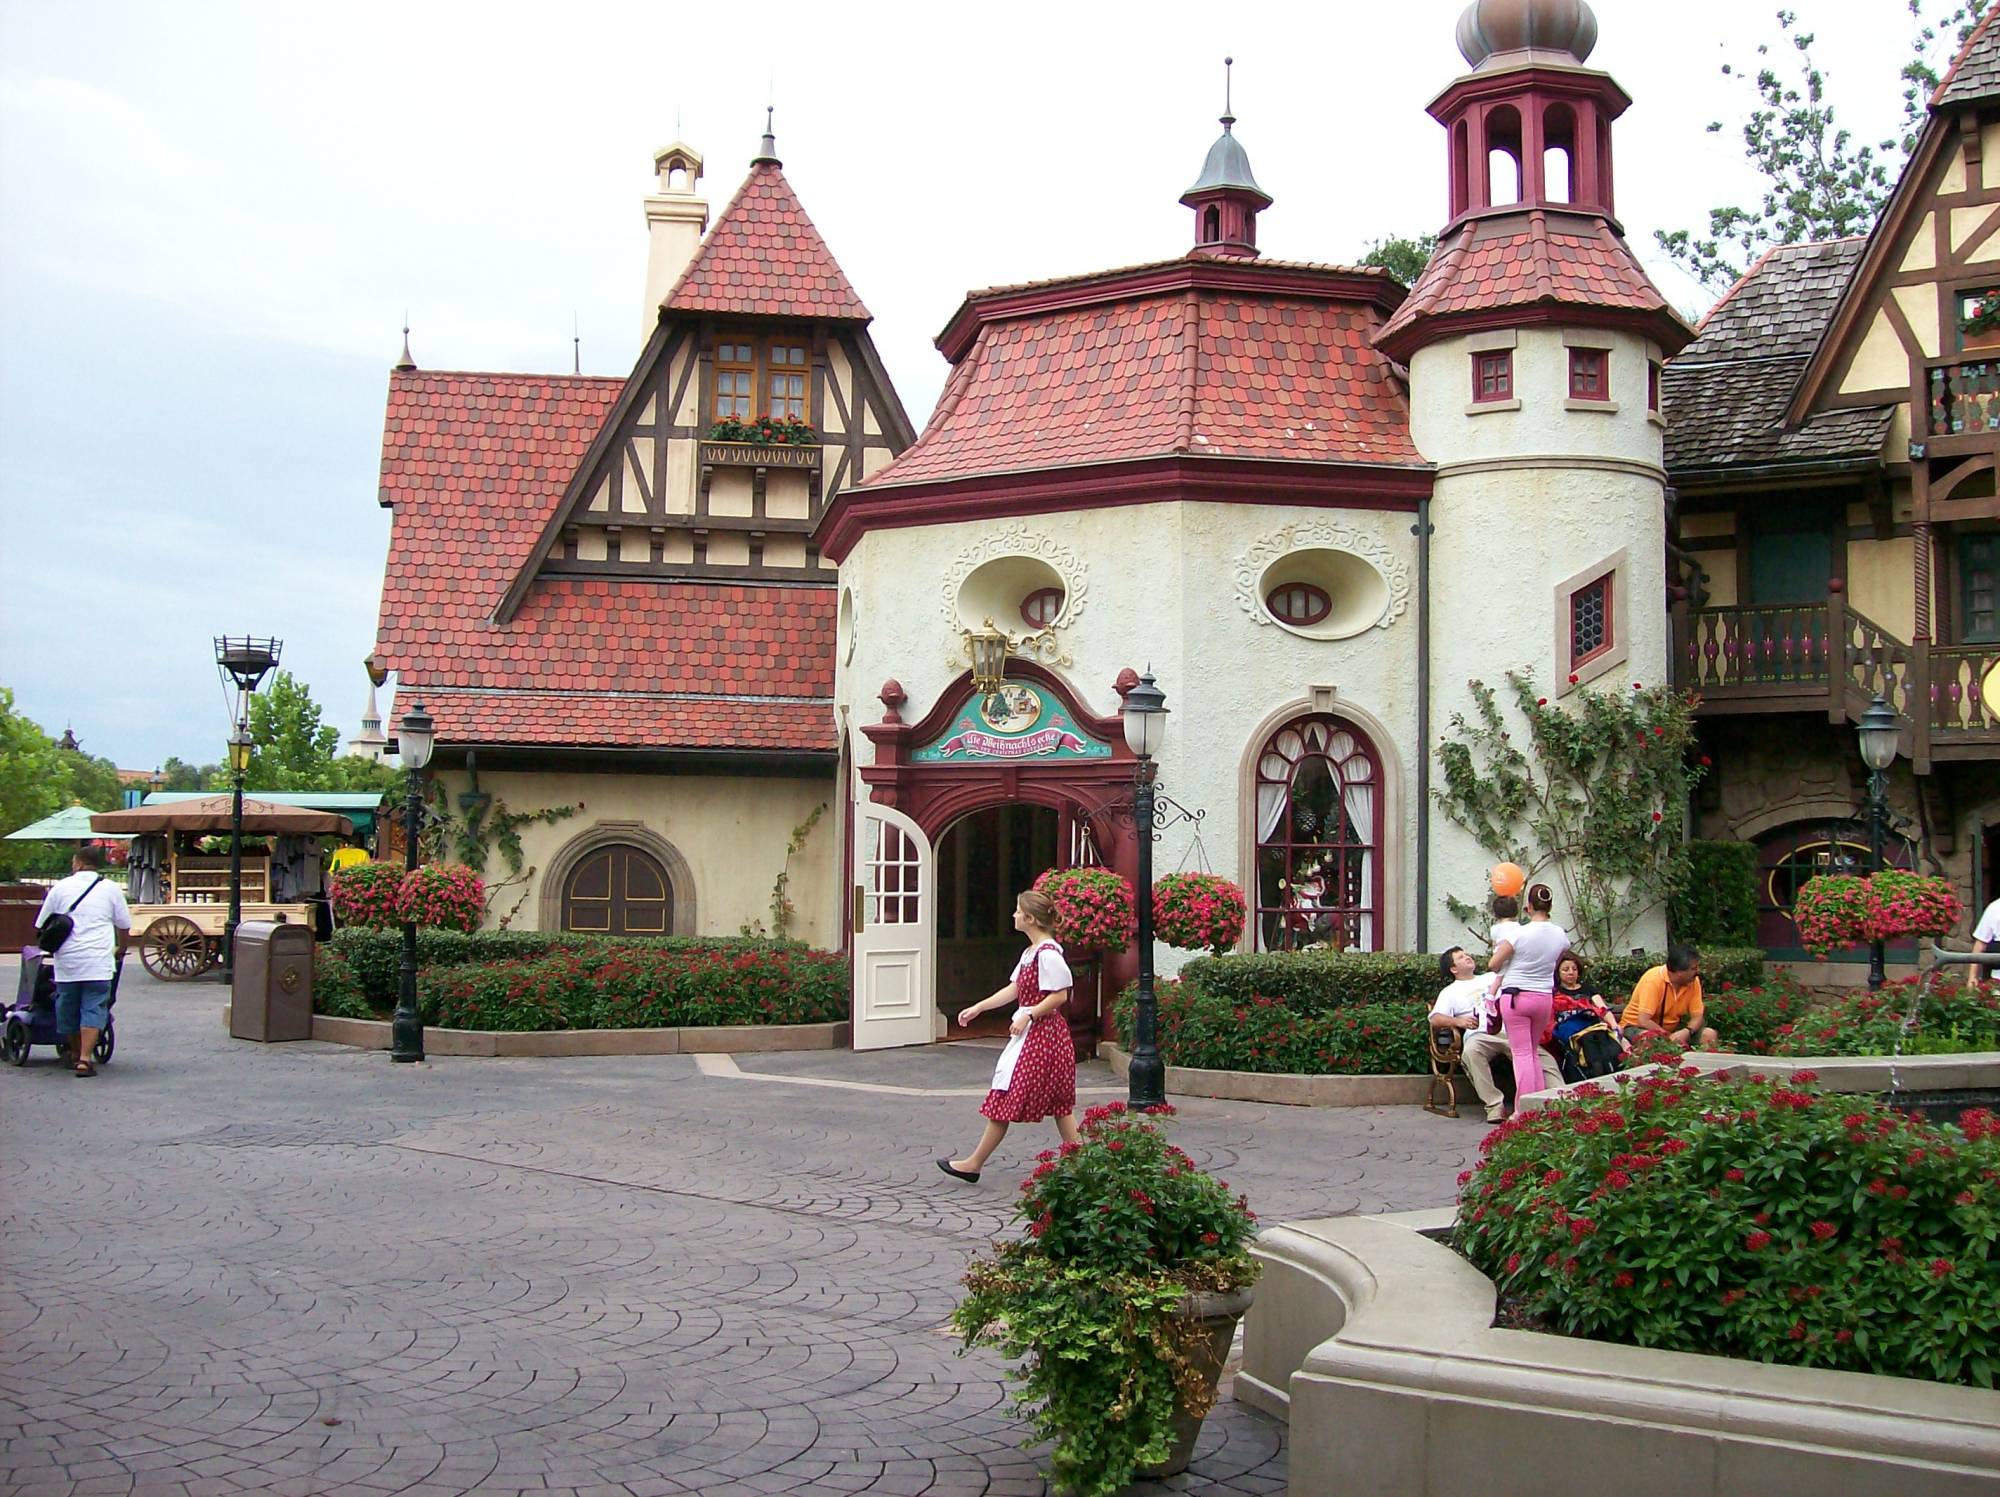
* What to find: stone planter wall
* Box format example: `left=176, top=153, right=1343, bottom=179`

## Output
left=1518, top=1049, right=2000, bottom=1113
left=1100, top=1042, right=1462, bottom=1108
left=1240, top=1210, right=2000, bottom=1497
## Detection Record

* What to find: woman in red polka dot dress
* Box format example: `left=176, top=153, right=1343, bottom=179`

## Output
left=937, top=888, right=1080, bottom=1182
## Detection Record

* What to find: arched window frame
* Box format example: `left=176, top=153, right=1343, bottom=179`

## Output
left=1252, top=714, right=1383, bottom=952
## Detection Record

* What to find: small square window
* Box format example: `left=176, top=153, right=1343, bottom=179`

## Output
left=1472, top=350, right=1513, bottom=403
left=1647, top=360, right=1662, bottom=414
left=1571, top=572, right=1613, bottom=669
left=1569, top=347, right=1608, bottom=401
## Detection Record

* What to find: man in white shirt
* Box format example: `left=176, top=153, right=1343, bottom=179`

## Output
left=1974, top=896, right=2000, bottom=984
left=34, top=845, right=131, bottom=1076
left=1431, top=946, right=1561, bottom=1123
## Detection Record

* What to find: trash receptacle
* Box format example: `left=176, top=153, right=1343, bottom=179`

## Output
left=230, top=920, right=315, bottom=1042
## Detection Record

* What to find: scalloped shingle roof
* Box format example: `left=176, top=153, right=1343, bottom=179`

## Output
left=662, top=163, right=871, bottom=321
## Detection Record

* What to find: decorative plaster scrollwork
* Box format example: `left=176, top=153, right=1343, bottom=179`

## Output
left=940, top=522, right=1090, bottom=668
left=1233, top=520, right=1411, bottom=634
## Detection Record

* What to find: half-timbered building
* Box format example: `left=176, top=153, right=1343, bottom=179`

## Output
left=1664, top=11, right=2000, bottom=958
left=371, top=131, right=912, bottom=943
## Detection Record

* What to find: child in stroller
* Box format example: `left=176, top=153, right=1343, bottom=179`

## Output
left=3, top=947, right=118, bottom=1067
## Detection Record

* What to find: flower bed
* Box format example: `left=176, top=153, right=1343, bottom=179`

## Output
left=954, top=1103, right=1258, bottom=1496
left=1771, top=976, right=2000, bottom=1057
left=313, top=940, right=845, bottom=1031
left=1178, top=946, right=1767, bottom=1012
left=323, top=927, right=798, bottom=1006
left=1457, top=1067, right=2000, bottom=1386
left=1112, top=979, right=1429, bottom=1075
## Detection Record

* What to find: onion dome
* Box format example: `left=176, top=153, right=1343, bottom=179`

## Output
left=1455, top=0, right=1598, bottom=69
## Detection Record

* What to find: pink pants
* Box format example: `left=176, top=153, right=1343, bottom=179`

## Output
left=1500, top=989, right=1554, bottom=1105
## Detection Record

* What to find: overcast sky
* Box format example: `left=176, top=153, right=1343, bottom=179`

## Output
left=0, top=0, right=1933, bottom=774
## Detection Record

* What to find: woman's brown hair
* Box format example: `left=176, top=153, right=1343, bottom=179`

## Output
left=1016, top=889, right=1058, bottom=932
left=1526, top=882, right=1554, bottom=914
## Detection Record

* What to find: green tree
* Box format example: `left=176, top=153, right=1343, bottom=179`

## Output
left=1362, top=233, right=1437, bottom=286
left=158, top=756, right=215, bottom=791
left=0, top=688, right=69, bottom=876
left=243, top=671, right=343, bottom=790
left=1657, top=3, right=1991, bottom=292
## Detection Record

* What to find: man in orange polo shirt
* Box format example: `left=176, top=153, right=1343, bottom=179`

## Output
left=1621, top=945, right=1719, bottom=1050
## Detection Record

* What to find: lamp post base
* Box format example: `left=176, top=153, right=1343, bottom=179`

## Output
left=1126, top=1049, right=1166, bottom=1108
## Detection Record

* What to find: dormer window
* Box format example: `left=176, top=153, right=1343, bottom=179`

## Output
left=713, top=335, right=812, bottom=423
left=714, top=340, right=757, bottom=420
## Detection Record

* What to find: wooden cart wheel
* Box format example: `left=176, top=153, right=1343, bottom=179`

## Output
left=143, top=917, right=213, bottom=981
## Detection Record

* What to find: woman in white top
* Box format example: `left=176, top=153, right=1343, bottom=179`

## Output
left=1486, top=882, right=1569, bottom=1111
left=937, top=888, right=1080, bottom=1183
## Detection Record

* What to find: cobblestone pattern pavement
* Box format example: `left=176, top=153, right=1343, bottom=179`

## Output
left=0, top=963, right=1485, bottom=1496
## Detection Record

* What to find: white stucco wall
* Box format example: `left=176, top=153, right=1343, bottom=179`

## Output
left=433, top=766, right=839, bottom=947
left=837, top=500, right=1421, bottom=962
left=1409, top=324, right=1671, bottom=952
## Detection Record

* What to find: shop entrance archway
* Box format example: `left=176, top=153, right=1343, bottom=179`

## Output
left=936, top=804, right=1061, bottom=1036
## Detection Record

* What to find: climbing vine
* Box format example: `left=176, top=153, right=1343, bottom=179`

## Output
left=1434, top=674, right=1703, bottom=956
left=742, top=802, right=826, bottom=939
left=415, top=780, right=582, bottom=930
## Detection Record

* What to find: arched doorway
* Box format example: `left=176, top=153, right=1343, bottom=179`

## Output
left=936, top=804, right=1060, bottom=1035
left=562, top=842, right=672, bottom=935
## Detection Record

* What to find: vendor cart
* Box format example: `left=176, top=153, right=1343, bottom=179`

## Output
left=89, top=798, right=354, bottom=980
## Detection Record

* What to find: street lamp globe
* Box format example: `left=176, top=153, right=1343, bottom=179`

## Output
left=1121, top=671, right=1169, bottom=761
left=397, top=701, right=436, bottom=771
left=1857, top=694, right=1900, bottom=773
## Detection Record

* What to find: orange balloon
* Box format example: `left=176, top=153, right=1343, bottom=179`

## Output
left=1490, top=862, right=1526, bottom=898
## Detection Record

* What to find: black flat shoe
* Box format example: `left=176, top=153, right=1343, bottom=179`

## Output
left=936, top=1158, right=980, bottom=1183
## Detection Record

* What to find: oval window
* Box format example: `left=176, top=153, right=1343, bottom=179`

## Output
left=1266, top=583, right=1332, bottom=627
left=1020, top=587, right=1065, bottom=629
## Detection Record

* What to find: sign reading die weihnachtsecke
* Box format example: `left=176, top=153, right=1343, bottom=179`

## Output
left=912, top=683, right=1112, bottom=762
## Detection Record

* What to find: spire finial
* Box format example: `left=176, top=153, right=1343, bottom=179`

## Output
left=395, top=312, right=415, bottom=372
left=752, top=105, right=781, bottom=166
left=1222, top=57, right=1235, bottom=131
left=572, top=312, right=580, bottom=375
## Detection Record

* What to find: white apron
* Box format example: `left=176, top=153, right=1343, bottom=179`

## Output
left=991, top=1027, right=1028, bottom=1091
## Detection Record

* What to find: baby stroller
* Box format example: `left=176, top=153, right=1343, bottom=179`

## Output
left=2, top=947, right=118, bottom=1067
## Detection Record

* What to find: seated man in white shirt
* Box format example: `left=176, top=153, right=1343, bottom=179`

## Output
left=1974, top=896, right=2000, bottom=983
left=1430, top=946, right=1562, bottom=1123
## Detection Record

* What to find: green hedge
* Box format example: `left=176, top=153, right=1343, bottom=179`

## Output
left=312, top=949, right=373, bottom=1021
left=1112, top=980, right=1430, bottom=1075
left=1176, top=945, right=1768, bottom=1012
left=418, top=945, right=848, bottom=1031
left=324, top=927, right=801, bottom=1005
left=1671, top=841, right=1760, bottom=948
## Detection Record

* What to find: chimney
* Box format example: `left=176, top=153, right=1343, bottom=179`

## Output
left=641, top=143, right=708, bottom=341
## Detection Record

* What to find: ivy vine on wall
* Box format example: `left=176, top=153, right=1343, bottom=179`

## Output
left=1434, top=674, right=1704, bottom=957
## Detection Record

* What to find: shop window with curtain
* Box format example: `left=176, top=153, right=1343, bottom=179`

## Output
left=1254, top=715, right=1382, bottom=952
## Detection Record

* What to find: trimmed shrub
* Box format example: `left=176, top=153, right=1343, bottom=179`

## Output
left=1178, top=946, right=1767, bottom=1013
left=1770, top=976, right=2000, bottom=1057
left=1671, top=840, right=1758, bottom=948
left=311, top=949, right=373, bottom=1020
left=1112, top=980, right=1430, bottom=1075
left=325, top=927, right=800, bottom=1005
left=418, top=944, right=848, bottom=1032
left=1458, top=1068, right=2000, bottom=1387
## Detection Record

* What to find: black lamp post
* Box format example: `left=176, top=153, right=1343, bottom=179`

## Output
left=1857, top=693, right=1901, bottom=991
left=1121, top=671, right=1170, bottom=1107
left=219, top=723, right=253, bottom=983
left=390, top=699, right=435, bottom=1064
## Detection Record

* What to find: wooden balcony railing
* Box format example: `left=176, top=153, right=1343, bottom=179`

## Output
left=1671, top=591, right=2000, bottom=769
left=1925, top=358, right=2000, bottom=437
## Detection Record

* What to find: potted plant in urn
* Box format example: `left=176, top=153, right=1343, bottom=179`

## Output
left=953, top=1101, right=1259, bottom=1496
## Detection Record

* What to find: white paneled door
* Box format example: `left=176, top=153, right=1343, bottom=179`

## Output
left=852, top=799, right=936, bottom=1050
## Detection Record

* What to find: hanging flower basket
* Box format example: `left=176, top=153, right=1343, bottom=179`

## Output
left=1152, top=873, right=1247, bottom=955
left=1859, top=869, right=1963, bottom=944
left=397, top=862, right=487, bottom=933
left=1034, top=866, right=1137, bottom=955
left=329, top=860, right=404, bottom=929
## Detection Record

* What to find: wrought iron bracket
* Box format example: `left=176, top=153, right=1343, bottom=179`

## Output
left=1078, top=771, right=1206, bottom=843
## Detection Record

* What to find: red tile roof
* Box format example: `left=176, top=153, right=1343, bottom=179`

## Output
left=374, top=369, right=835, bottom=754
left=867, top=283, right=1421, bottom=489
left=663, top=163, right=871, bottom=321
left=1376, top=210, right=1691, bottom=358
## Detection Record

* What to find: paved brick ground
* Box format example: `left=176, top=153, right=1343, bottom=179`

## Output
left=0, top=962, right=1484, bottom=1496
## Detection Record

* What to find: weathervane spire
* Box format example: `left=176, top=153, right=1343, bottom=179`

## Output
left=752, top=103, right=781, bottom=166
left=1222, top=56, right=1234, bottom=131
left=395, top=312, right=415, bottom=372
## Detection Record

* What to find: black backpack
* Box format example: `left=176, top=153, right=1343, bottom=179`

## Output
left=36, top=876, right=104, bottom=954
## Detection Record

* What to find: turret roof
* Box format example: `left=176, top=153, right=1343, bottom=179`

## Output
left=663, top=162, right=871, bottom=322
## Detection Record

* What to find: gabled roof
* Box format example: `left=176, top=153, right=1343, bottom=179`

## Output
left=1375, top=209, right=1692, bottom=360
left=373, top=368, right=835, bottom=754
left=662, top=162, right=870, bottom=321
left=1661, top=239, right=1891, bottom=477
left=1933, top=8, right=2000, bottom=109
left=864, top=259, right=1422, bottom=490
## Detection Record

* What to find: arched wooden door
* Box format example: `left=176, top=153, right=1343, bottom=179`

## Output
left=561, top=843, right=672, bottom=936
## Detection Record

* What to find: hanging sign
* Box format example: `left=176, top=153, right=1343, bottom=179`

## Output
left=912, top=682, right=1112, bottom=762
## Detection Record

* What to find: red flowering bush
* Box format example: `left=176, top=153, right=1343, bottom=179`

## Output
left=1113, top=980, right=1429, bottom=1075
left=1770, top=976, right=2000, bottom=1057
left=328, top=861, right=404, bottom=929
left=1152, top=873, right=1247, bottom=955
left=397, top=862, right=486, bottom=933
left=1792, top=871, right=1963, bottom=956
left=952, top=1104, right=1258, bottom=1495
left=1458, top=1069, right=2000, bottom=1386
left=1033, top=866, right=1136, bottom=954
left=311, top=948, right=373, bottom=1020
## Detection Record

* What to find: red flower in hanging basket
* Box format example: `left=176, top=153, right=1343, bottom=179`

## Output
left=1032, top=866, right=1137, bottom=954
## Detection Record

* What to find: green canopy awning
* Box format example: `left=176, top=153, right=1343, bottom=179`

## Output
left=5, top=805, right=132, bottom=841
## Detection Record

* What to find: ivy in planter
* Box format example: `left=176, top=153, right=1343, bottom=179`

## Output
left=953, top=1103, right=1258, bottom=1497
